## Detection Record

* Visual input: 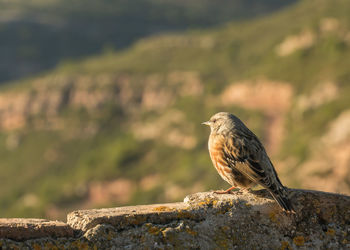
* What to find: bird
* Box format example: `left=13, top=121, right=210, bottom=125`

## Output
left=202, top=112, right=294, bottom=212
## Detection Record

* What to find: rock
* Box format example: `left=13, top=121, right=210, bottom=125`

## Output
left=276, top=30, right=315, bottom=56
left=67, top=202, right=198, bottom=232
left=0, top=218, right=74, bottom=241
left=1, top=189, right=350, bottom=249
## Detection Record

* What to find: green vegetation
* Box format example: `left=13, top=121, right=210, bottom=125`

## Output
left=1, top=0, right=350, bottom=218
left=0, top=0, right=295, bottom=83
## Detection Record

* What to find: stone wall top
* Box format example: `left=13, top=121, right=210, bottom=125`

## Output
left=1, top=189, right=350, bottom=249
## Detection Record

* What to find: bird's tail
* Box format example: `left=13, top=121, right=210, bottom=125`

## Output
left=269, top=186, right=295, bottom=213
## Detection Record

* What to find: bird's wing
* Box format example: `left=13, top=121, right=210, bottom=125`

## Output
left=222, top=131, right=294, bottom=212
left=222, top=132, right=281, bottom=190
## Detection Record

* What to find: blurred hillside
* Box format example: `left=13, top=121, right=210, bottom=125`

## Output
left=0, top=0, right=295, bottom=83
left=1, top=0, right=350, bottom=219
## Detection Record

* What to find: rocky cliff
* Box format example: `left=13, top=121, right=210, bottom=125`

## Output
left=1, top=0, right=350, bottom=220
left=1, top=189, right=349, bottom=249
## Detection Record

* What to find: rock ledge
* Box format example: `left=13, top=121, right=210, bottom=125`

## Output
left=0, top=189, right=349, bottom=249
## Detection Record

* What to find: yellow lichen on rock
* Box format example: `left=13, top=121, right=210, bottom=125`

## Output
left=326, top=228, right=335, bottom=236
left=153, top=206, right=174, bottom=212
left=185, top=227, right=198, bottom=236
left=197, top=197, right=218, bottom=207
left=177, top=209, right=193, bottom=219
left=145, top=223, right=161, bottom=236
left=280, top=241, right=292, bottom=250
left=293, top=236, right=305, bottom=246
left=244, top=202, right=252, bottom=208
left=127, top=215, right=146, bottom=225
left=269, top=211, right=277, bottom=223
left=32, top=243, right=41, bottom=250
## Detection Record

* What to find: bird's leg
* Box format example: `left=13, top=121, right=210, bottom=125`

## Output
left=214, top=186, right=236, bottom=194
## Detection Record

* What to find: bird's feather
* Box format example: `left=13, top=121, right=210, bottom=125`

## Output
left=223, top=133, right=268, bottom=185
left=222, top=132, right=294, bottom=212
left=205, top=112, right=294, bottom=212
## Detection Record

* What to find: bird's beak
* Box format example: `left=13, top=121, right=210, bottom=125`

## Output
left=202, top=121, right=211, bottom=126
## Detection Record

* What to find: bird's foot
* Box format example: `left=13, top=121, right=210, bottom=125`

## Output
left=214, top=186, right=237, bottom=194
left=240, top=187, right=250, bottom=192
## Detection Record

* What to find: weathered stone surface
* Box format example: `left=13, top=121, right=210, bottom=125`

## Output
left=0, top=218, right=74, bottom=241
left=1, top=189, right=350, bottom=249
left=68, top=189, right=350, bottom=249
left=67, top=202, right=202, bottom=231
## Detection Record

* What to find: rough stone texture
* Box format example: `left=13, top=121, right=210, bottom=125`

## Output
left=1, top=189, right=350, bottom=249
left=0, top=218, right=74, bottom=241
left=67, top=202, right=199, bottom=232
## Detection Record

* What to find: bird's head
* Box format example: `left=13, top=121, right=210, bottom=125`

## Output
left=202, top=112, right=236, bottom=133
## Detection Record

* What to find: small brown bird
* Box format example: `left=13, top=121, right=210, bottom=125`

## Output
left=203, top=112, right=294, bottom=212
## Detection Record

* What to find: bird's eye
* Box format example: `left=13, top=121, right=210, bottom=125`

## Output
left=212, top=119, right=217, bottom=123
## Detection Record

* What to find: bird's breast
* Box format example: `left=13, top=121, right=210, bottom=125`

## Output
left=208, top=134, right=234, bottom=183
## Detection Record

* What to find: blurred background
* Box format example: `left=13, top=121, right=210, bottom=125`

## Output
left=0, top=0, right=349, bottom=220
